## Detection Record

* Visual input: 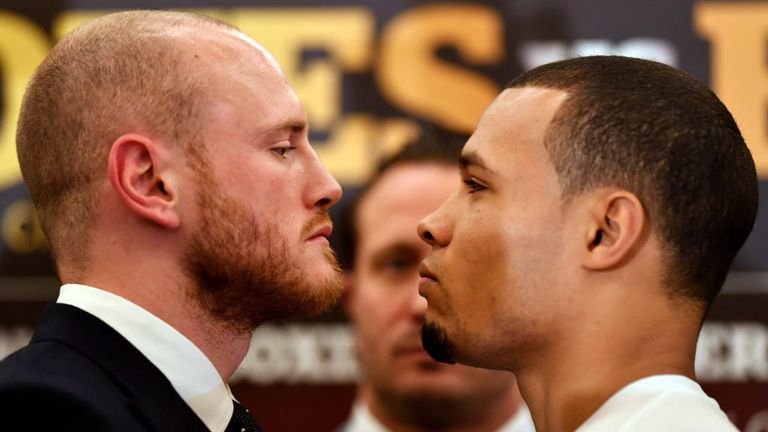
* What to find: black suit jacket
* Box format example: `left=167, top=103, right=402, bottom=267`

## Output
left=0, top=303, right=211, bottom=431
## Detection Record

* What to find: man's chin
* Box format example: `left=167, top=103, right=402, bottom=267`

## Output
left=421, top=321, right=457, bottom=364
left=295, top=273, right=344, bottom=316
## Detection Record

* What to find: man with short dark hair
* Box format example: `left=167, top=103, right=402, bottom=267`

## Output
left=339, top=134, right=534, bottom=432
left=0, top=10, right=342, bottom=430
left=417, top=56, right=756, bottom=431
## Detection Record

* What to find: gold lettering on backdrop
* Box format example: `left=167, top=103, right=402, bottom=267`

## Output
left=233, top=8, right=374, bottom=132
left=0, top=12, right=49, bottom=189
left=3, top=6, right=494, bottom=196
left=377, top=4, right=503, bottom=133
left=232, top=8, right=414, bottom=184
left=319, top=115, right=420, bottom=184
left=695, top=2, right=768, bottom=177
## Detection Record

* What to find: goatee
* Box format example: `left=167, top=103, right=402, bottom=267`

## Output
left=421, top=321, right=457, bottom=364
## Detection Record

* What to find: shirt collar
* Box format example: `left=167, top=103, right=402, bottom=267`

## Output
left=346, top=401, right=534, bottom=432
left=58, top=283, right=233, bottom=432
left=576, top=374, right=706, bottom=431
left=345, top=402, right=389, bottom=432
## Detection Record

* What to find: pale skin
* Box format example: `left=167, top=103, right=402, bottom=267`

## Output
left=61, top=26, right=341, bottom=382
left=347, top=163, right=524, bottom=432
left=417, top=87, right=705, bottom=431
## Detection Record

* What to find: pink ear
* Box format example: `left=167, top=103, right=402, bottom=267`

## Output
left=107, top=134, right=180, bottom=229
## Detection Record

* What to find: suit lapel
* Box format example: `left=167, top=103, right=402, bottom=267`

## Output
left=32, top=303, right=210, bottom=432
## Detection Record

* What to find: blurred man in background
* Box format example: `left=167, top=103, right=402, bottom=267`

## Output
left=418, top=56, right=756, bottom=431
left=337, top=134, right=534, bottom=432
left=0, top=10, right=341, bottom=430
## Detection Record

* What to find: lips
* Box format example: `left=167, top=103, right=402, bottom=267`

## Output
left=393, top=338, right=437, bottom=364
left=303, top=211, right=333, bottom=242
left=418, top=262, right=438, bottom=296
left=394, top=345, right=435, bottom=363
left=308, top=224, right=332, bottom=241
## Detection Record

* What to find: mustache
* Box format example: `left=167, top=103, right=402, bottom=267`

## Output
left=301, top=210, right=333, bottom=238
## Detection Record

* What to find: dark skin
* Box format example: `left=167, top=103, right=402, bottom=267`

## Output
left=418, top=87, right=705, bottom=432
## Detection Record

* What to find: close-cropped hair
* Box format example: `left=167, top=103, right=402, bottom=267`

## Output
left=16, top=11, right=235, bottom=275
left=508, top=55, right=758, bottom=304
left=333, top=129, right=465, bottom=271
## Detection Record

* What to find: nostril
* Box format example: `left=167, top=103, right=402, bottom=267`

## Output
left=316, top=197, right=331, bottom=208
left=422, top=230, right=435, bottom=241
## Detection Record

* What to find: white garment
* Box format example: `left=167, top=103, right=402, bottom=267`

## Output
left=58, top=284, right=233, bottom=432
left=344, top=400, right=535, bottom=432
left=576, top=375, right=738, bottom=432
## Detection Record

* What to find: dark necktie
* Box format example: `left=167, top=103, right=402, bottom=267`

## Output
left=225, top=400, right=263, bottom=432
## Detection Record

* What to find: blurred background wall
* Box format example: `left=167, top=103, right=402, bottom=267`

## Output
left=0, top=0, right=766, bottom=431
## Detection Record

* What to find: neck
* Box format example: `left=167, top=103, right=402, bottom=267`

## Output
left=515, top=290, right=700, bottom=432
left=73, top=204, right=254, bottom=381
left=361, top=384, right=523, bottom=432
left=74, top=264, right=251, bottom=382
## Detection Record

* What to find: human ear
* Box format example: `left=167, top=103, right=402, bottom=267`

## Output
left=582, top=190, right=646, bottom=270
left=107, top=134, right=180, bottom=229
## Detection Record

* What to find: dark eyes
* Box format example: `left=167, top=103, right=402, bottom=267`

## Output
left=463, top=178, right=486, bottom=193
left=372, top=251, right=421, bottom=276
left=384, top=258, right=411, bottom=272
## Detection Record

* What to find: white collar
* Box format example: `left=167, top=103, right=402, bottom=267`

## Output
left=576, top=374, right=729, bottom=431
left=58, top=284, right=233, bottom=432
left=346, top=402, right=388, bottom=432
left=346, top=400, right=534, bottom=432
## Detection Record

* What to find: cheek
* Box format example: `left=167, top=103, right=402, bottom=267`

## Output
left=351, top=297, right=387, bottom=359
left=447, top=215, right=545, bottom=335
left=351, top=279, right=402, bottom=338
left=442, top=222, right=510, bottom=325
left=463, top=229, right=509, bottom=276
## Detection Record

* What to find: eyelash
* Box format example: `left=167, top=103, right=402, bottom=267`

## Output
left=463, top=178, right=485, bottom=193
left=273, top=144, right=297, bottom=158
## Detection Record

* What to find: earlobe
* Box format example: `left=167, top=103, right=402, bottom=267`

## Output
left=108, top=134, right=180, bottom=229
left=582, top=191, right=646, bottom=270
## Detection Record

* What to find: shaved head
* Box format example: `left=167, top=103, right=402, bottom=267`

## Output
left=16, top=11, right=242, bottom=276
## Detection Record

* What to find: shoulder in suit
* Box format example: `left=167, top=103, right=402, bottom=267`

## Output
left=0, top=303, right=209, bottom=432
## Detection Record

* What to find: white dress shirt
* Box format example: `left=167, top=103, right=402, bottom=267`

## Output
left=576, top=374, right=737, bottom=431
left=58, top=284, right=233, bottom=432
left=343, top=400, right=535, bottom=432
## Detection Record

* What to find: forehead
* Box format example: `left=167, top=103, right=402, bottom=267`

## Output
left=463, top=87, right=568, bottom=178
left=356, top=163, right=458, bottom=248
left=186, top=29, right=304, bottom=131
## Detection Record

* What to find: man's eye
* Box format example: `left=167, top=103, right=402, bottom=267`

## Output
left=373, top=255, right=419, bottom=275
left=463, top=178, right=485, bottom=193
left=385, top=259, right=410, bottom=271
left=273, top=145, right=296, bottom=158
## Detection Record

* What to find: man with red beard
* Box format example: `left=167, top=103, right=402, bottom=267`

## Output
left=0, top=10, right=342, bottom=431
left=338, top=134, right=533, bottom=432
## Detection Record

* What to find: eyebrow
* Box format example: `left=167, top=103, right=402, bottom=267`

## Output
left=369, top=242, right=422, bottom=265
left=459, top=150, right=493, bottom=174
left=266, top=120, right=307, bottom=135
left=284, top=120, right=307, bottom=133
left=372, top=242, right=420, bottom=258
